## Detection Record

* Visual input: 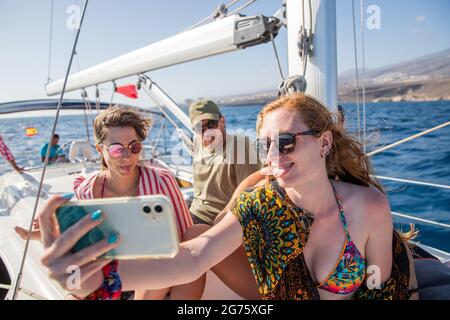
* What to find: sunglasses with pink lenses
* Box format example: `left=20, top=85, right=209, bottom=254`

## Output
left=102, top=141, right=143, bottom=158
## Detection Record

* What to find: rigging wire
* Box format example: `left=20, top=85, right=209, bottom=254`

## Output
left=367, top=121, right=450, bottom=157
left=224, top=0, right=242, bottom=10
left=185, top=0, right=258, bottom=31
left=83, top=108, right=91, bottom=144
left=46, top=0, right=55, bottom=85
left=227, top=0, right=257, bottom=16
left=391, top=211, right=450, bottom=229
left=95, top=85, right=100, bottom=110
left=151, top=121, right=166, bottom=158
left=351, top=0, right=362, bottom=143
left=349, top=3, right=449, bottom=234
left=301, top=0, right=313, bottom=78
left=360, top=0, right=367, bottom=153
left=110, top=81, right=117, bottom=107
left=270, top=33, right=284, bottom=81
left=0, top=284, right=47, bottom=300
left=225, top=0, right=248, bottom=11
left=73, top=0, right=82, bottom=72
left=12, top=0, right=90, bottom=300
left=81, top=88, right=95, bottom=125
left=373, top=175, right=450, bottom=190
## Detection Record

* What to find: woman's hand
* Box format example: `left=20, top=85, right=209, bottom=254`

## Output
left=14, top=219, right=41, bottom=241
left=38, top=194, right=121, bottom=298
left=14, top=226, right=41, bottom=241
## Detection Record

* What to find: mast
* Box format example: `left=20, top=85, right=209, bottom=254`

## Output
left=286, top=0, right=337, bottom=111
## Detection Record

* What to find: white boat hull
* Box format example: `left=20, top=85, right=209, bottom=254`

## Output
left=1, top=162, right=448, bottom=300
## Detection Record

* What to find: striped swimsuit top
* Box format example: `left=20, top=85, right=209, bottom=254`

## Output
left=73, top=164, right=193, bottom=238
left=316, top=184, right=366, bottom=295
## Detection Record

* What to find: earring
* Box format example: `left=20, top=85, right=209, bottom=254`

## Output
left=321, top=149, right=330, bottom=158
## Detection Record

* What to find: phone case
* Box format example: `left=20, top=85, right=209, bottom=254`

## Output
left=56, top=195, right=179, bottom=259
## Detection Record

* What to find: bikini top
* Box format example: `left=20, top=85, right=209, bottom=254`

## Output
left=316, top=183, right=366, bottom=295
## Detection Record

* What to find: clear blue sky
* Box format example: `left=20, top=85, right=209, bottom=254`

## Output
left=0, top=0, right=449, bottom=107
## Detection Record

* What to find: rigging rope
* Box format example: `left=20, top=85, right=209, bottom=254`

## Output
left=12, top=0, right=90, bottom=300
left=83, top=109, right=91, bottom=144
left=81, top=88, right=95, bottom=125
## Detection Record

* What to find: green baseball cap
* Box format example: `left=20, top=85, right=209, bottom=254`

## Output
left=189, top=99, right=221, bottom=126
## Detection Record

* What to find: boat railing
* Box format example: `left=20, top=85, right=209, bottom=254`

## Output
left=360, top=120, right=450, bottom=236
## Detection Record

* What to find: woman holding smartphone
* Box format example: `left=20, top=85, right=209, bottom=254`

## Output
left=76, top=106, right=207, bottom=299
left=37, top=94, right=418, bottom=300
left=18, top=106, right=208, bottom=299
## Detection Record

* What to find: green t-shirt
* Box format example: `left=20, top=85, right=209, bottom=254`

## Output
left=190, top=134, right=261, bottom=225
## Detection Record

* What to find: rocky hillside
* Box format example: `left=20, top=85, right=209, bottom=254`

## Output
left=339, top=48, right=450, bottom=102
left=209, top=48, right=450, bottom=105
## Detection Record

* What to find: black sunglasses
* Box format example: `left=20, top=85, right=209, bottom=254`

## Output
left=256, top=130, right=318, bottom=158
left=193, top=119, right=219, bottom=134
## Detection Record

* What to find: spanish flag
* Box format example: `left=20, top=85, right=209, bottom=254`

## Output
left=25, top=127, right=38, bottom=137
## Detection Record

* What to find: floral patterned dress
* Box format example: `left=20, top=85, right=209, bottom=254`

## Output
left=231, top=180, right=412, bottom=300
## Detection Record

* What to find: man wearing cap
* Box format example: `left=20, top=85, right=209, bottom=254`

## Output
left=188, top=99, right=261, bottom=225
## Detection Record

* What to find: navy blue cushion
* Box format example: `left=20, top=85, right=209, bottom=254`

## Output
left=415, top=259, right=450, bottom=299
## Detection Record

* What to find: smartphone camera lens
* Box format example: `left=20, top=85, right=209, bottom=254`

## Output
left=154, top=205, right=163, bottom=213
left=143, top=205, right=152, bottom=214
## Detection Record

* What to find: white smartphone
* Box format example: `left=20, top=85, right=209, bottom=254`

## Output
left=56, top=195, right=179, bottom=259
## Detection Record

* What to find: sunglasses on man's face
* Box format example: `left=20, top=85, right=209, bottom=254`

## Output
left=256, top=130, right=318, bottom=159
left=193, top=120, right=219, bottom=135
left=101, top=141, right=143, bottom=158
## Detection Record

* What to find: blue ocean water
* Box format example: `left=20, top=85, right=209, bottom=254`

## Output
left=1, top=100, right=449, bottom=251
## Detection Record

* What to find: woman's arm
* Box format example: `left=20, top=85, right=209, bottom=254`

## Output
left=363, top=189, right=393, bottom=285
left=38, top=195, right=243, bottom=296
left=8, top=159, right=24, bottom=172
left=120, top=213, right=243, bottom=291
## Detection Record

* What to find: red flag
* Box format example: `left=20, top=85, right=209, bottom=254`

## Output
left=115, top=84, right=138, bottom=99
